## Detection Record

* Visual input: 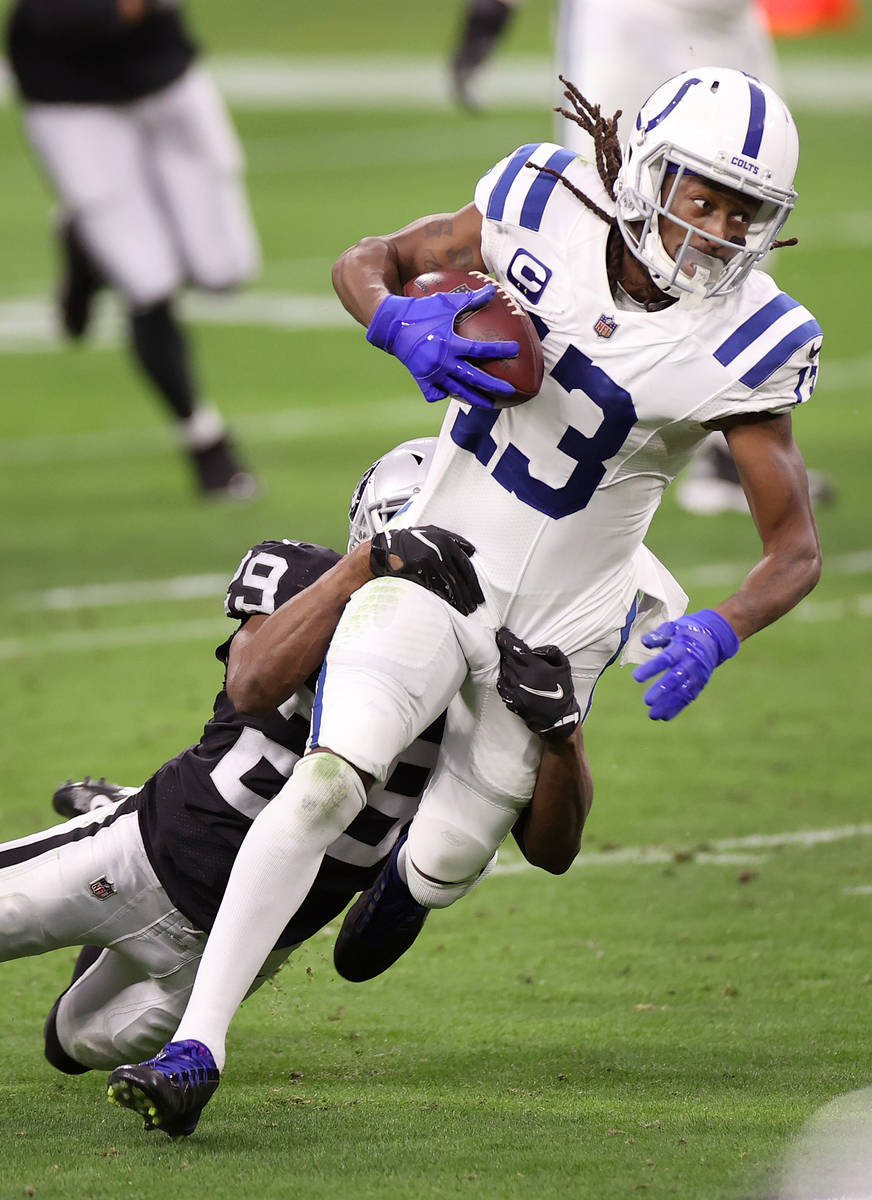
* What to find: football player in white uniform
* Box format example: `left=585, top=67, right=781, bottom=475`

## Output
left=107, top=68, right=821, bottom=1135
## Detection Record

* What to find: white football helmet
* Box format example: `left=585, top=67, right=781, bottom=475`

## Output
left=347, top=437, right=438, bottom=552
left=615, top=67, right=799, bottom=302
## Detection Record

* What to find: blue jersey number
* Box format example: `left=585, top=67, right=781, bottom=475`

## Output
left=450, top=343, right=637, bottom=519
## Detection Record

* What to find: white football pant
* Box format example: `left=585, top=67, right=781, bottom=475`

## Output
left=313, top=577, right=626, bottom=891
left=0, top=799, right=288, bottom=1069
left=556, top=0, right=780, bottom=146
left=24, top=65, right=261, bottom=309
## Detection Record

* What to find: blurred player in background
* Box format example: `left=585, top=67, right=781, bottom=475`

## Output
left=551, top=0, right=780, bottom=148
left=4, top=0, right=261, bottom=499
left=450, top=0, right=524, bottom=109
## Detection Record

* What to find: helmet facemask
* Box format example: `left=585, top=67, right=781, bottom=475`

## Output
left=615, top=69, right=799, bottom=303
left=347, top=437, right=438, bottom=552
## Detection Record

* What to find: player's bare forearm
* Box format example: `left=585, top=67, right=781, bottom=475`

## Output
left=712, top=414, right=822, bottom=640
left=332, top=204, right=486, bottom=326
left=514, top=728, right=592, bottom=874
left=226, top=545, right=373, bottom=715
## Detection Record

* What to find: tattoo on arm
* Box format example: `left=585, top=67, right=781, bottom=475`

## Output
left=447, top=246, right=476, bottom=270
left=417, top=218, right=478, bottom=273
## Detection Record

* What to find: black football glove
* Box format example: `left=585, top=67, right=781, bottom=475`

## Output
left=496, top=626, right=581, bottom=742
left=370, top=526, right=484, bottom=616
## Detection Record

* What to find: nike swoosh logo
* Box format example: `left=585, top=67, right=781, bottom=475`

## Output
left=520, top=683, right=564, bottom=700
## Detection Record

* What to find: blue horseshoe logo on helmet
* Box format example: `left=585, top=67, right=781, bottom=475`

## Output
left=636, top=78, right=703, bottom=133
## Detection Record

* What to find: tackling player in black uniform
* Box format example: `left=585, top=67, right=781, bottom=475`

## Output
left=0, top=441, right=590, bottom=1119
left=4, top=0, right=261, bottom=498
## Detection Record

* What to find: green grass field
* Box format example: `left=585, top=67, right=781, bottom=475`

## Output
left=0, top=3, right=870, bottom=1197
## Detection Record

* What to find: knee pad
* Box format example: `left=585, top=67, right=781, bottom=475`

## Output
left=286, top=752, right=367, bottom=840
left=403, top=847, right=498, bottom=910
left=405, top=816, right=496, bottom=892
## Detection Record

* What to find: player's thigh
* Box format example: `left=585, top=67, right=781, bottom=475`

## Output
left=0, top=803, right=194, bottom=963
left=23, top=103, right=182, bottom=305
left=406, top=624, right=624, bottom=882
left=405, top=676, right=543, bottom=882
left=313, top=577, right=493, bottom=781
left=143, top=66, right=260, bottom=290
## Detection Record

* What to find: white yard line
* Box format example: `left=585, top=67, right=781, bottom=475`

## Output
left=3, top=590, right=870, bottom=660
left=0, top=398, right=422, bottom=466
left=0, top=619, right=228, bottom=661
left=493, top=823, right=872, bottom=874
left=14, top=549, right=871, bottom=614
left=1, top=288, right=870, bottom=356
left=4, top=54, right=867, bottom=113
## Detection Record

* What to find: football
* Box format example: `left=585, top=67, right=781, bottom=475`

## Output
left=403, top=269, right=544, bottom=408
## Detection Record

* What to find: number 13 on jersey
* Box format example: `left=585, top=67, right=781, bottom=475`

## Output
left=450, top=343, right=637, bottom=519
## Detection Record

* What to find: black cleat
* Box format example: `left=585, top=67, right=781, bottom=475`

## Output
left=333, top=833, right=429, bottom=982
left=107, top=1040, right=220, bottom=1139
left=57, top=221, right=103, bottom=340
left=190, top=435, right=261, bottom=502
left=52, top=777, right=138, bottom=820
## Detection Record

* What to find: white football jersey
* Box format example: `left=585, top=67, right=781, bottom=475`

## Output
left=397, top=143, right=821, bottom=655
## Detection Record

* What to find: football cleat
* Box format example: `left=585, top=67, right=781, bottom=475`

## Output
left=57, top=220, right=103, bottom=340
left=190, top=435, right=261, bottom=502
left=333, top=833, right=429, bottom=982
left=52, top=777, right=139, bottom=820
left=107, top=1040, right=220, bottom=1139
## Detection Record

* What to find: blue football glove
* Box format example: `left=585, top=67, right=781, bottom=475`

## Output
left=366, top=286, right=519, bottom=409
left=632, top=609, right=740, bottom=721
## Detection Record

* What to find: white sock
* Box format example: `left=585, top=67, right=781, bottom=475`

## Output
left=178, top=405, right=226, bottom=451
left=173, top=753, right=365, bottom=1069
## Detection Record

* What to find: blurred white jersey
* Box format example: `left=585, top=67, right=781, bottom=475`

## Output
left=396, top=143, right=821, bottom=656
left=556, top=0, right=779, bottom=146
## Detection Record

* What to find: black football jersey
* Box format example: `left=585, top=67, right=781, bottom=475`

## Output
left=136, top=540, right=444, bottom=948
left=6, top=1, right=196, bottom=105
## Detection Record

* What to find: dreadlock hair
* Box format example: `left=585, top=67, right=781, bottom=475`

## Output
left=526, top=75, right=622, bottom=224
left=524, top=76, right=625, bottom=281
left=525, top=74, right=797, bottom=274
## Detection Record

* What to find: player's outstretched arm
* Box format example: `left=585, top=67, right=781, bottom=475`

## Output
left=495, top=627, right=591, bottom=873
left=634, top=413, right=822, bottom=721
left=715, top=412, right=821, bottom=637
left=228, top=528, right=483, bottom=714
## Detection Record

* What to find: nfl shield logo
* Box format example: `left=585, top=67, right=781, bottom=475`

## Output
left=594, top=313, right=619, bottom=339
left=89, top=876, right=116, bottom=901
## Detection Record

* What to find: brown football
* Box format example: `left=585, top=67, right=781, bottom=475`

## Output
left=403, top=269, right=544, bottom=408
